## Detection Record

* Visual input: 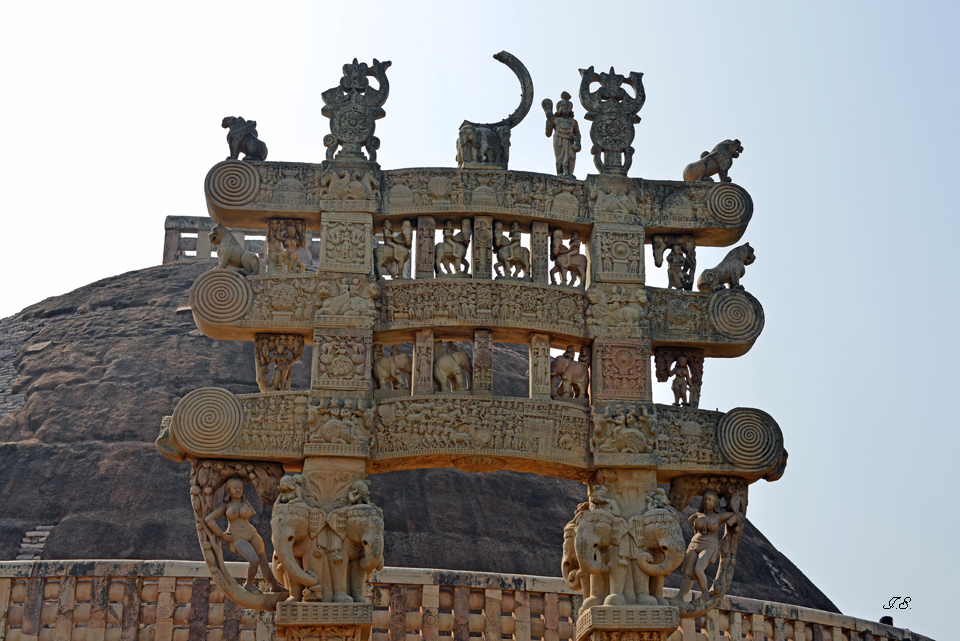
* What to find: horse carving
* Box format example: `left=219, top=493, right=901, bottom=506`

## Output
left=435, top=219, right=472, bottom=277
left=550, top=229, right=587, bottom=286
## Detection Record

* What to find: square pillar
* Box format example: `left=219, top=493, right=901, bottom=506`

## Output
left=311, top=328, right=373, bottom=393
left=530, top=333, right=552, bottom=399
left=473, top=330, right=493, bottom=396
left=412, top=329, right=435, bottom=395
left=472, top=216, right=493, bottom=280
left=531, top=221, right=550, bottom=285
left=416, top=216, right=436, bottom=279
left=318, top=212, right=373, bottom=273
left=589, top=222, right=645, bottom=285
left=591, top=338, right=651, bottom=401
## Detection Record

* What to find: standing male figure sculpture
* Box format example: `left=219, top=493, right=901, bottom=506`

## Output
left=543, top=92, right=581, bottom=177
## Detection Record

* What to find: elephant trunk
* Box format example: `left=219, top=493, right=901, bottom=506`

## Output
left=574, top=531, right=607, bottom=575
left=637, top=540, right=684, bottom=577
left=272, top=522, right=318, bottom=592
left=358, top=532, right=384, bottom=573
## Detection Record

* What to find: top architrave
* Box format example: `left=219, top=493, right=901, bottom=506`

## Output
left=204, top=162, right=752, bottom=247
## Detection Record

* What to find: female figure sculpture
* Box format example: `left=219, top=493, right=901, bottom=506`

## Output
left=670, top=356, right=691, bottom=406
left=676, top=489, right=740, bottom=599
left=205, top=477, right=284, bottom=592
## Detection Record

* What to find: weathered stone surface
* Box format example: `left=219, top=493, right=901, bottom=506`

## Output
left=0, top=259, right=835, bottom=611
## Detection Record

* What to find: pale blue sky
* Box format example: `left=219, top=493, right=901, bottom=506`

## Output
left=2, top=2, right=957, bottom=638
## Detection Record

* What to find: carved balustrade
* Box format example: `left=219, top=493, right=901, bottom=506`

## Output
left=0, top=562, right=932, bottom=641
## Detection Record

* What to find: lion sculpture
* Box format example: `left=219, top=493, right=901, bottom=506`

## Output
left=209, top=223, right=261, bottom=276
left=682, top=139, right=742, bottom=182
left=222, top=116, right=268, bottom=162
left=697, top=243, right=755, bottom=293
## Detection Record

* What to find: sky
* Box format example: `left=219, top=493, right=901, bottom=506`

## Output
left=2, top=1, right=958, bottom=638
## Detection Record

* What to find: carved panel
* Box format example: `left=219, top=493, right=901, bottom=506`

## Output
left=254, top=334, right=305, bottom=393
left=377, top=281, right=585, bottom=337
left=304, top=397, right=374, bottom=458
left=473, top=330, right=493, bottom=396
left=531, top=221, right=550, bottom=285
left=228, top=392, right=308, bottom=458
left=318, top=212, right=372, bottom=273
left=381, top=169, right=588, bottom=225
left=372, top=396, right=588, bottom=466
left=472, top=216, right=493, bottom=279
left=245, top=274, right=317, bottom=325
left=592, top=339, right=651, bottom=401
left=315, top=275, right=379, bottom=329
left=412, top=329, right=435, bottom=395
left=312, top=329, right=373, bottom=391
left=586, top=284, right=646, bottom=339
left=591, top=223, right=644, bottom=284
left=530, top=333, right=552, bottom=399
left=415, top=216, right=436, bottom=279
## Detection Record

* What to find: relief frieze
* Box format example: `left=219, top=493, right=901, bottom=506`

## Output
left=372, top=396, right=589, bottom=466
left=377, top=280, right=586, bottom=337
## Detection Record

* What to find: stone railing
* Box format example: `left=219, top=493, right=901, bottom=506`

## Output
left=0, top=562, right=931, bottom=641
left=162, top=216, right=321, bottom=267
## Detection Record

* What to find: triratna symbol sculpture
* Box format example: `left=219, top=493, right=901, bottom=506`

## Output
left=169, top=51, right=782, bottom=641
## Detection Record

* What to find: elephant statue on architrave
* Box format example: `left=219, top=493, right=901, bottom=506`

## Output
left=434, top=342, right=471, bottom=392
left=271, top=501, right=385, bottom=603
left=551, top=350, right=589, bottom=399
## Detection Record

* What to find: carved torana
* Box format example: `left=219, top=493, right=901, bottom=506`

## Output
left=164, top=53, right=787, bottom=641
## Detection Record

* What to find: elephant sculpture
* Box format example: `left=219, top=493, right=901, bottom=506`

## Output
left=563, top=488, right=685, bottom=614
left=565, top=504, right=620, bottom=612
left=373, top=350, right=411, bottom=390
left=551, top=350, right=589, bottom=399
left=434, top=342, right=471, bottom=392
left=271, top=501, right=385, bottom=603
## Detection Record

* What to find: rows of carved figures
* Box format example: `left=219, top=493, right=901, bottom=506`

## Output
left=160, top=389, right=785, bottom=482
left=168, top=53, right=781, bottom=641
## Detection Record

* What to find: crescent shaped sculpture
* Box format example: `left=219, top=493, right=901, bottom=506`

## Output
left=456, top=51, right=534, bottom=168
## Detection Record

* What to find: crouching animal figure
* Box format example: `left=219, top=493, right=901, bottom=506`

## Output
left=209, top=223, right=261, bottom=276
left=222, top=116, right=268, bottom=162
left=697, top=243, right=755, bottom=293
left=271, top=498, right=384, bottom=603
left=682, top=139, right=742, bottom=182
left=562, top=487, right=685, bottom=615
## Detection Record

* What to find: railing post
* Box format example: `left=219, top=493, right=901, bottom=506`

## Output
left=163, top=229, right=180, bottom=264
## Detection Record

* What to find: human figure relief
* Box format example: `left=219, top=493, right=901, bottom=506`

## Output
left=374, top=219, right=412, bottom=279
left=204, top=478, right=283, bottom=592
left=676, top=489, right=740, bottom=599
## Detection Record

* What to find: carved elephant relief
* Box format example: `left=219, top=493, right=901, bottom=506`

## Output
left=561, top=504, right=684, bottom=613
left=271, top=502, right=384, bottom=603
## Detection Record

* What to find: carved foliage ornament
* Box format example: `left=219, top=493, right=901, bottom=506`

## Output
left=322, top=59, right=391, bottom=161
left=579, top=67, right=645, bottom=175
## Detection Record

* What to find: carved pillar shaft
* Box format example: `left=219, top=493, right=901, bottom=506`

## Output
left=318, top=212, right=373, bottom=274
left=311, top=329, right=374, bottom=397
left=416, top=216, right=436, bottom=279
left=531, top=221, right=550, bottom=285
left=413, top=329, right=435, bottom=395
left=473, top=216, right=493, bottom=280
left=591, top=338, right=651, bottom=401
left=473, top=330, right=493, bottom=396
left=530, top=333, right=552, bottom=399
